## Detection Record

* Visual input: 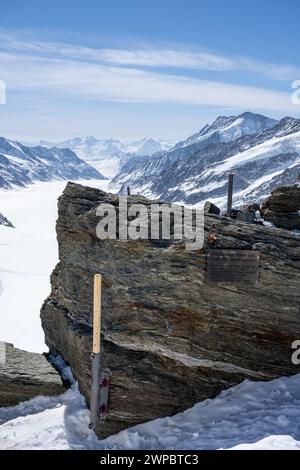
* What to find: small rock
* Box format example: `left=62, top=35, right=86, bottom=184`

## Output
left=261, top=185, right=300, bottom=230
left=0, top=213, right=14, bottom=228
left=245, top=203, right=260, bottom=213
left=204, top=201, right=221, bottom=215
left=0, top=343, right=66, bottom=407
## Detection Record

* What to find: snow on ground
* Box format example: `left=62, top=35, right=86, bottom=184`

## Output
left=1, top=179, right=299, bottom=451
left=0, top=179, right=111, bottom=353
left=0, top=369, right=299, bottom=450
left=230, top=435, right=300, bottom=450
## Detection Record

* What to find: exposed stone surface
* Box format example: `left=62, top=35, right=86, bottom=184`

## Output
left=0, top=343, right=65, bottom=407
left=262, top=185, right=300, bottom=230
left=245, top=203, right=261, bottom=213
left=0, top=213, right=14, bottom=228
left=236, top=210, right=256, bottom=223
left=41, top=182, right=300, bottom=439
left=204, top=201, right=221, bottom=215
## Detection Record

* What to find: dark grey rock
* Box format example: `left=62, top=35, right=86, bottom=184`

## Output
left=204, top=201, right=221, bottom=215
left=41, top=182, right=300, bottom=439
left=245, top=203, right=261, bottom=213
left=0, top=343, right=66, bottom=407
left=0, top=213, right=14, bottom=228
left=236, top=210, right=256, bottom=223
left=262, top=185, right=300, bottom=230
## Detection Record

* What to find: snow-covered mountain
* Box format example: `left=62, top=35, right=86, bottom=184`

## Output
left=0, top=137, right=105, bottom=189
left=176, top=111, right=277, bottom=148
left=109, top=112, right=300, bottom=207
left=41, top=137, right=173, bottom=178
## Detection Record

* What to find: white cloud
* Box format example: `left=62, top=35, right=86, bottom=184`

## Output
left=88, top=49, right=300, bottom=81
left=0, top=50, right=295, bottom=112
left=1, top=31, right=299, bottom=141
left=0, top=79, right=6, bottom=104
left=91, top=49, right=237, bottom=71
left=0, top=31, right=299, bottom=80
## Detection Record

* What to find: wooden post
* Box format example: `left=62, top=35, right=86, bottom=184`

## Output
left=93, top=274, right=101, bottom=354
left=89, top=274, right=102, bottom=429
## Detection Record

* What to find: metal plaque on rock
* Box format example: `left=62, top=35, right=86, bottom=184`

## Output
left=206, top=250, right=260, bottom=285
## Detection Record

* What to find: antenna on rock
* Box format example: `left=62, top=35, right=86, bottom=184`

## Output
left=226, top=171, right=236, bottom=217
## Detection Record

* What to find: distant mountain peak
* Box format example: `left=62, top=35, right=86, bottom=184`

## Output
left=240, top=111, right=268, bottom=119
left=84, top=136, right=98, bottom=145
left=178, top=112, right=279, bottom=150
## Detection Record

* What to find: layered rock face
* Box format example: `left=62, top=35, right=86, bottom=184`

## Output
left=41, top=182, right=300, bottom=438
left=262, top=185, right=300, bottom=230
left=0, top=343, right=65, bottom=407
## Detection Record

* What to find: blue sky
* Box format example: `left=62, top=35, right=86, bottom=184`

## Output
left=0, top=0, right=300, bottom=142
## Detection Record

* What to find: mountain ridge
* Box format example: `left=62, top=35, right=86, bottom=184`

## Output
left=34, top=136, right=173, bottom=178
left=0, top=137, right=105, bottom=189
left=109, top=112, right=300, bottom=207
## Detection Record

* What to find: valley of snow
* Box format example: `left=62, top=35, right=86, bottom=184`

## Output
left=0, top=179, right=110, bottom=353
left=38, top=136, right=173, bottom=178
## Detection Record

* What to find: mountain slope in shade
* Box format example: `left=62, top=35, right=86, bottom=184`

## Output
left=0, top=137, right=105, bottom=189
left=109, top=113, right=300, bottom=207
left=41, top=137, right=173, bottom=178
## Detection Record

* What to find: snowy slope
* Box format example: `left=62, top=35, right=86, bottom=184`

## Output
left=0, top=368, right=299, bottom=450
left=110, top=113, right=300, bottom=207
left=39, top=137, right=173, bottom=178
left=0, top=137, right=105, bottom=189
left=175, top=111, right=278, bottom=148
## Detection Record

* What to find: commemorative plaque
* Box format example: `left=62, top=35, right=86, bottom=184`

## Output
left=206, top=250, right=260, bottom=285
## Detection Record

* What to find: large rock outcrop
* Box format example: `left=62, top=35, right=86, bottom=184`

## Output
left=262, top=185, right=300, bottom=230
left=41, top=182, right=300, bottom=438
left=0, top=343, right=65, bottom=407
